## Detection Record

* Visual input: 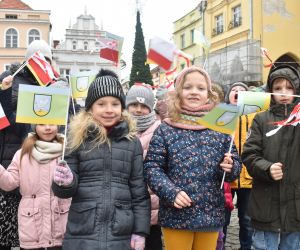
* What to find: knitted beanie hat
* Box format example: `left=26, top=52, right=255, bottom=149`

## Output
left=267, top=64, right=300, bottom=94
left=126, top=84, right=155, bottom=112
left=85, top=69, right=125, bottom=111
left=25, top=40, right=52, bottom=62
left=225, top=82, right=249, bottom=104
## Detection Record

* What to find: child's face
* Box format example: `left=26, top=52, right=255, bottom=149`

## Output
left=128, top=103, right=150, bottom=116
left=90, top=96, right=122, bottom=127
left=229, top=86, right=247, bottom=105
left=271, top=78, right=295, bottom=104
left=35, top=124, right=58, bottom=142
left=181, top=72, right=209, bottom=108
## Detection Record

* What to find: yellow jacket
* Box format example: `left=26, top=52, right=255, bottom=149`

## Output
left=230, top=112, right=256, bottom=189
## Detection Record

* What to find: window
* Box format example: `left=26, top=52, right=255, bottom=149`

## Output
left=190, top=29, right=195, bottom=44
left=180, top=33, right=185, bottom=49
left=72, top=41, right=77, bottom=50
left=84, top=41, right=88, bottom=50
left=4, top=64, right=10, bottom=71
left=5, top=14, right=17, bottom=19
left=232, top=5, right=242, bottom=27
left=215, top=14, right=223, bottom=34
left=28, top=29, right=40, bottom=45
left=6, top=28, right=18, bottom=48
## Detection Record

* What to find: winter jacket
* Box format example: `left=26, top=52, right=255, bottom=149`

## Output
left=242, top=103, right=300, bottom=232
left=0, top=65, right=35, bottom=246
left=230, top=113, right=255, bottom=189
left=144, top=122, right=241, bottom=231
left=52, top=121, right=151, bottom=250
left=0, top=149, right=71, bottom=249
left=137, top=119, right=161, bottom=225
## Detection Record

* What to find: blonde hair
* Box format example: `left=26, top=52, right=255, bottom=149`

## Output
left=168, top=66, right=218, bottom=121
left=67, top=110, right=136, bottom=152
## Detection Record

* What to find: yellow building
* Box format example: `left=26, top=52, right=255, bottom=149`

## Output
left=174, top=0, right=300, bottom=86
left=0, top=0, right=51, bottom=71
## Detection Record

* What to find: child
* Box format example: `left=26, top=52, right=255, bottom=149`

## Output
left=144, top=66, right=241, bottom=250
left=242, top=65, right=300, bottom=250
left=0, top=124, right=70, bottom=250
left=223, top=82, right=254, bottom=250
left=52, top=69, right=150, bottom=250
left=126, top=84, right=162, bottom=250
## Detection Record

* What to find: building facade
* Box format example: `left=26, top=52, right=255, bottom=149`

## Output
left=52, top=10, right=122, bottom=79
left=173, top=0, right=300, bottom=87
left=0, top=0, right=51, bottom=71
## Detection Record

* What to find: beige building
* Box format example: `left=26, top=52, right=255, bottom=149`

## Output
left=0, top=0, right=51, bottom=71
left=173, top=0, right=300, bottom=86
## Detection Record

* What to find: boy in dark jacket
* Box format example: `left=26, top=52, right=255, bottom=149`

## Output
left=242, top=65, right=300, bottom=250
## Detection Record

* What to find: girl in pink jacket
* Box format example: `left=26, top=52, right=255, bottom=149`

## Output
left=0, top=124, right=71, bottom=250
left=126, top=84, right=162, bottom=250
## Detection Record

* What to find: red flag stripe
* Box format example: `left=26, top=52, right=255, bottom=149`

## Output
left=148, top=49, right=173, bottom=71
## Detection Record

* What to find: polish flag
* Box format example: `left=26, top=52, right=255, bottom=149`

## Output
left=0, top=103, right=10, bottom=130
left=99, top=38, right=119, bottom=64
left=26, top=51, right=59, bottom=87
left=147, top=37, right=177, bottom=71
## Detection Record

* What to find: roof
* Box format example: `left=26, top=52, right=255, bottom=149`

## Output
left=0, top=0, right=32, bottom=10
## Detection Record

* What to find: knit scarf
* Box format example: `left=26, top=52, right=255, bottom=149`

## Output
left=132, top=111, right=157, bottom=132
left=165, top=102, right=215, bottom=130
left=32, top=140, right=63, bottom=164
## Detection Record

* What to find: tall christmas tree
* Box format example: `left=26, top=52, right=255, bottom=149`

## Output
left=129, top=11, right=153, bottom=87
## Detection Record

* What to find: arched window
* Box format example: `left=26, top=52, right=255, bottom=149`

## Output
left=28, top=29, right=40, bottom=45
left=84, top=41, right=88, bottom=50
left=6, top=28, right=18, bottom=48
left=72, top=41, right=77, bottom=50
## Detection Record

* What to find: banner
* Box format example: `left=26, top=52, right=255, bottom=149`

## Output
left=70, top=71, right=96, bottom=98
left=16, top=84, right=69, bottom=125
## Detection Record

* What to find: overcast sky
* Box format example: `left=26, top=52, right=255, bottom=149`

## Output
left=22, top=0, right=201, bottom=77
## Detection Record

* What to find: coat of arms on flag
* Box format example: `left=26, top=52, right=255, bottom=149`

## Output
left=70, top=71, right=96, bottom=98
left=16, top=84, right=69, bottom=125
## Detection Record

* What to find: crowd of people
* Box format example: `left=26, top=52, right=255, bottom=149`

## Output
left=0, top=39, right=299, bottom=250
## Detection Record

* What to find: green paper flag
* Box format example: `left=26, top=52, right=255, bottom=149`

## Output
left=16, top=84, right=69, bottom=125
left=237, top=91, right=271, bottom=115
left=70, top=71, right=96, bottom=98
left=197, top=103, right=239, bottom=135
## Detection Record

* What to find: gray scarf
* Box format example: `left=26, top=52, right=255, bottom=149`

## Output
left=31, top=140, right=62, bottom=164
left=132, top=111, right=157, bottom=132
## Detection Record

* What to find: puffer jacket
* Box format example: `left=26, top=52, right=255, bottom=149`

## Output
left=230, top=113, right=255, bottom=189
left=52, top=121, right=151, bottom=250
left=144, top=123, right=241, bottom=231
left=0, top=149, right=71, bottom=249
left=137, top=119, right=161, bottom=225
left=242, top=103, right=300, bottom=232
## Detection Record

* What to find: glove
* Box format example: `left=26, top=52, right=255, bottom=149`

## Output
left=130, top=234, right=145, bottom=250
left=53, top=160, right=73, bottom=187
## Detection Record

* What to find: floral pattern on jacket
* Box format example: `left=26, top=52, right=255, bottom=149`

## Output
left=144, top=122, right=241, bottom=230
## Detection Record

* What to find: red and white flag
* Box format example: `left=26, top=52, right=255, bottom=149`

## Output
left=26, top=51, right=59, bottom=86
left=147, top=37, right=177, bottom=71
left=98, top=38, right=119, bottom=65
left=0, top=103, right=10, bottom=130
left=266, top=102, right=300, bottom=136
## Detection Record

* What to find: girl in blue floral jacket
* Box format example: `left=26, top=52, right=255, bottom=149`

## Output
left=144, top=66, right=241, bottom=250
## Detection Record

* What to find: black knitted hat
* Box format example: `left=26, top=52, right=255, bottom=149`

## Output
left=85, top=69, right=125, bottom=111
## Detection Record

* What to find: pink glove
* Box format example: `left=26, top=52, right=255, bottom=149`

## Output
left=53, top=160, right=73, bottom=186
left=130, top=234, right=145, bottom=250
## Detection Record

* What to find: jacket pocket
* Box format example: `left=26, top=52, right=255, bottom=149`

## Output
left=18, top=208, right=42, bottom=242
left=53, top=204, right=70, bottom=238
left=111, top=201, right=134, bottom=236
left=67, top=202, right=96, bottom=235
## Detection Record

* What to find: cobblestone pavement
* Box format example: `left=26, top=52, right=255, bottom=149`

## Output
left=225, top=207, right=240, bottom=250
